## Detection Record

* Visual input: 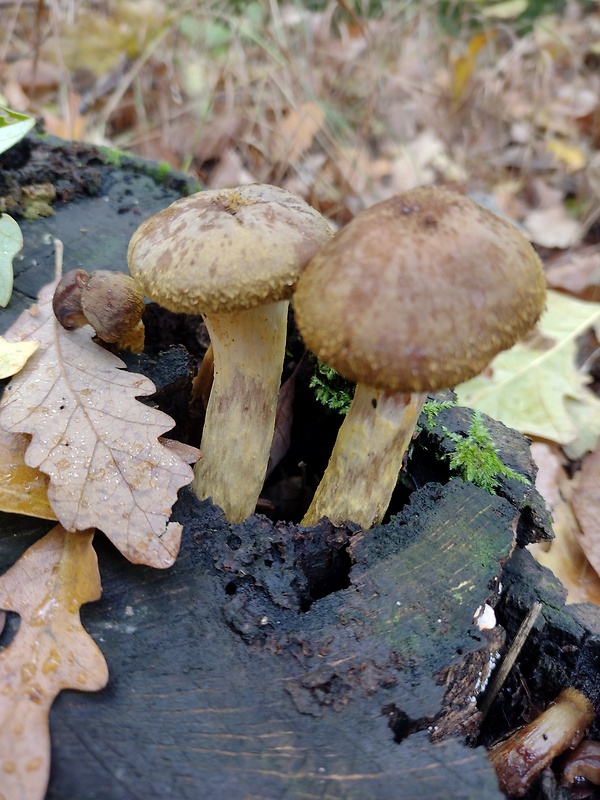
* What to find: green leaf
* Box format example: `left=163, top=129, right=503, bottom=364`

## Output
left=455, top=290, right=600, bottom=457
left=0, top=214, right=23, bottom=307
left=0, top=106, right=35, bottom=156
left=480, top=0, right=529, bottom=19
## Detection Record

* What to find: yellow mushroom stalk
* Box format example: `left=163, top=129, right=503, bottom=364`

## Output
left=295, top=187, right=547, bottom=529
left=305, top=386, right=425, bottom=529
left=488, top=687, right=594, bottom=797
left=194, top=302, right=288, bottom=522
left=128, top=185, right=332, bottom=523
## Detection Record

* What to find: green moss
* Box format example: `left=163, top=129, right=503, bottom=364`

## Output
left=97, top=145, right=203, bottom=195
left=155, top=161, right=172, bottom=183
left=97, top=145, right=130, bottom=167
left=442, top=411, right=529, bottom=492
left=421, top=398, right=457, bottom=428
left=309, top=362, right=354, bottom=413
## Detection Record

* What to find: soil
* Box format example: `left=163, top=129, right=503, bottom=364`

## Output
left=0, top=134, right=599, bottom=800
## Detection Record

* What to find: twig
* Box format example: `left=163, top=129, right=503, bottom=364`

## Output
left=53, top=238, right=63, bottom=283
left=479, top=601, right=543, bottom=720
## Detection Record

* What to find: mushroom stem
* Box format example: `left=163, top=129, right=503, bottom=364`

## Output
left=192, top=300, right=288, bottom=522
left=488, top=687, right=594, bottom=797
left=301, top=385, right=426, bottom=528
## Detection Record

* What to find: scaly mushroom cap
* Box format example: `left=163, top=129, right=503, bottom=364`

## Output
left=294, top=187, right=547, bottom=393
left=127, top=184, right=332, bottom=314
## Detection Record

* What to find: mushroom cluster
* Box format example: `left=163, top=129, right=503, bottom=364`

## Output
left=293, top=186, right=547, bottom=529
left=127, top=184, right=332, bottom=523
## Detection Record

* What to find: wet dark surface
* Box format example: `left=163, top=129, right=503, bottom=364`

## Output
left=1, top=479, right=512, bottom=800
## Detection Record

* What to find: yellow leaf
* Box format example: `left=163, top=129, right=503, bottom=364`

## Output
left=451, top=32, right=495, bottom=103
left=0, top=335, right=39, bottom=379
left=480, top=0, right=528, bottom=19
left=0, top=428, right=56, bottom=520
left=546, top=139, right=587, bottom=173
left=456, top=290, right=600, bottom=456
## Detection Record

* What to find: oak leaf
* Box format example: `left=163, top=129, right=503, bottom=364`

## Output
left=0, top=525, right=108, bottom=800
left=456, top=290, right=600, bottom=459
left=0, top=281, right=198, bottom=568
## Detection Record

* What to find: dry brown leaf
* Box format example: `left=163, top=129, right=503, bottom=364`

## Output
left=572, top=446, right=600, bottom=581
left=523, top=205, right=583, bottom=249
left=0, top=525, right=108, bottom=800
left=273, top=101, right=325, bottom=164
left=0, top=281, right=197, bottom=568
left=266, top=367, right=297, bottom=479
left=530, top=443, right=600, bottom=605
left=43, top=90, right=88, bottom=142
left=0, top=429, right=56, bottom=520
left=0, top=429, right=196, bottom=524
left=545, top=248, right=600, bottom=301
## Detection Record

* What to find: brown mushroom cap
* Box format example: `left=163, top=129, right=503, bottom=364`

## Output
left=294, top=187, right=547, bottom=393
left=127, top=184, right=332, bottom=315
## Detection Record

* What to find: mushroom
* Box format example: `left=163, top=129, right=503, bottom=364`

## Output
left=53, top=268, right=145, bottom=352
left=488, top=687, right=594, bottom=797
left=127, top=184, right=332, bottom=523
left=294, top=186, right=546, bottom=529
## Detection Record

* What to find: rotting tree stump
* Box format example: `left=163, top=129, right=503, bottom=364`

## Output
left=0, top=134, right=599, bottom=800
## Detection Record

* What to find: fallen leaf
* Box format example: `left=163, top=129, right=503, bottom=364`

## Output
left=0, top=213, right=24, bottom=307
left=0, top=428, right=56, bottom=520
left=266, top=366, right=297, bottom=479
left=0, top=431, right=194, bottom=525
left=43, top=91, right=88, bottom=143
left=273, top=101, right=325, bottom=165
left=546, top=138, right=587, bottom=173
left=0, top=281, right=198, bottom=568
left=0, top=335, right=39, bottom=379
left=0, top=525, right=108, bottom=800
left=522, top=205, right=582, bottom=249
left=572, top=447, right=600, bottom=582
left=0, top=105, right=35, bottom=155
left=456, top=290, right=600, bottom=456
left=529, top=443, right=600, bottom=604
left=451, top=32, right=495, bottom=103
left=545, top=248, right=600, bottom=301
left=480, top=0, right=527, bottom=19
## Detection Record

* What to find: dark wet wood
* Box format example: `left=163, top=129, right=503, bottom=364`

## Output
left=2, top=478, right=510, bottom=800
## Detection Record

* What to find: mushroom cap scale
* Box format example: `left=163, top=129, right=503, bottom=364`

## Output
left=127, top=184, right=332, bottom=315
left=294, top=187, right=547, bottom=393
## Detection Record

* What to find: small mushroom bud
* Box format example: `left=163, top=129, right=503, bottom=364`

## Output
left=81, top=270, right=145, bottom=352
left=52, top=269, right=145, bottom=353
left=52, top=268, right=89, bottom=330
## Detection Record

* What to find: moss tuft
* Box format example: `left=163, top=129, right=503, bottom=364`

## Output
left=441, top=412, right=529, bottom=492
